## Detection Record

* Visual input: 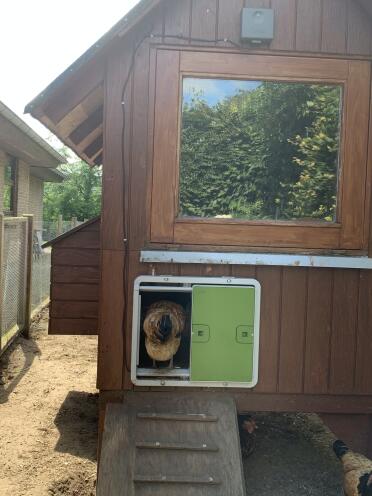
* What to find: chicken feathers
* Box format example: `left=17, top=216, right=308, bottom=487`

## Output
left=143, top=301, right=186, bottom=362
left=333, top=440, right=372, bottom=496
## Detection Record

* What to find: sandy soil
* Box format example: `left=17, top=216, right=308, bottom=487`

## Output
left=0, top=309, right=98, bottom=495
left=0, top=308, right=344, bottom=495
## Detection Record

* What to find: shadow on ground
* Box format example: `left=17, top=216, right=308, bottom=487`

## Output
left=54, top=390, right=99, bottom=462
left=241, top=412, right=343, bottom=496
left=0, top=334, right=41, bottom=404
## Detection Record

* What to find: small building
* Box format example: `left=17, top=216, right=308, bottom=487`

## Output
left=0, top=100, right=65, bottom=237
left=26, top=0, right=372, bottom=472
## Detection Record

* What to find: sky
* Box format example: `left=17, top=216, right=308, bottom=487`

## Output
left=0, top=0, right=140, bottom=140
left=183, top=78, right=261, bottom=107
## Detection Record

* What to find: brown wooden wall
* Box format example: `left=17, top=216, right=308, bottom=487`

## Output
left=98, top=0, right=372, bottom=413
left=49, top=218, right=100, bottom=335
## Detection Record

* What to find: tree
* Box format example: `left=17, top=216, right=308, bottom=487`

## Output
left=43, top=156, right=102, bottom=222
left=179, top=80, right=340, bottom=222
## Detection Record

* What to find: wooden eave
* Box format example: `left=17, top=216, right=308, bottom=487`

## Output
left=24, top=0, right=372, bottom=168
left=24, top=0, right=163, bottom=166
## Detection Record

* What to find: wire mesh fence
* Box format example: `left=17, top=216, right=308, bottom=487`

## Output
left=31, top=247, right=51, bottom=312
left=0, top=217, right=29, bottom=352
left=43, top=218, right=83, bottom=243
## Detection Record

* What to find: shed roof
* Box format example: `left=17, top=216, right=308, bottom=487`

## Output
left=42, top=216, right=100, bottom=248
left=24, top=0, right=372, bottom=166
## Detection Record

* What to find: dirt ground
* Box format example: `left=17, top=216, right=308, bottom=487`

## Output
left=0, top=309, right=98, bottom=495
left=0, top=308, right=344, bottom=495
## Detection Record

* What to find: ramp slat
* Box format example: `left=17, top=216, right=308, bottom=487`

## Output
left=137, top=412, right=218, bottom=422
left=136, top=441, right=219, bottom=451
left=134, top=474, right=221, bottom=485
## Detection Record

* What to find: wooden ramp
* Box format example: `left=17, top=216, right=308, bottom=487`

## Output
left=97, top=392, right=246, bottom=495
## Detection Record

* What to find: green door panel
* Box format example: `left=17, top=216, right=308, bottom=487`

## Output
left=191, top=285, right=255, bottom=383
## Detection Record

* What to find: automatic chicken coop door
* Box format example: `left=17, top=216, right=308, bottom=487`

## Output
left=131, top=276, right=261, bottom=388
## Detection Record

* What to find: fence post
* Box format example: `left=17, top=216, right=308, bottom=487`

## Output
left=72, top=216, right=78, bottom=228
left=23, top=215, right=34, bottom=338
left=0, top=214, right=4, bottom=352
left=57, top=214, right=63, bottom=236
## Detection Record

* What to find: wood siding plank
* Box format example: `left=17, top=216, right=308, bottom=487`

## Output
left=278, top=268, right=308, bottom=394
left=304, top=269, right=333, bottom=394
left=322, top=0, right=347, bottom=54
left=129, top=41, right=151, bottom=250
left=51, top=301, right=99, bottom=319
left=217, top=0, right=243, bottom=45
left=98, top=250, right=125, bottom=390
left=164, top=0, right=191, bottom=43
left=52, top=283, right=99, bottom=302
left=52, top=248, right=100, bottom=267
left=329, top=270, right=360, bottom=394
left=102, top=41, right=133, bottom=251
left=191, top=0, right=218, bottom=42
left=296, top=0, right=322, bottom=52
left=355, top=271, right=372, bottom=394
left=54, top=230, right=100, bottom=249
left=254, top=267, right=281, bottom=393
left=347, top=0, right=372, bottom=55
left=49, top=318, right=98, bottom=336
left=270, top=0, right=296, bottom=51
left=52, top=266, right=100, bottom=284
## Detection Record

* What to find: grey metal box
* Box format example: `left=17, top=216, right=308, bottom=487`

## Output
left=241, top=8, right=274, bottom=42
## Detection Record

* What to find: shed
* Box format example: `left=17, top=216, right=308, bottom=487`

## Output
left=43, top=217, right=100, bottom=335
left=26, top=0, right=372, bottom=461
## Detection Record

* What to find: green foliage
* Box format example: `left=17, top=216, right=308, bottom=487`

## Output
left=180, top=81, right=341, bottom=222
left=43, top=157, right=102, bottom=222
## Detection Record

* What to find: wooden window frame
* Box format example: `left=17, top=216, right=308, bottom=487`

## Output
left=3, top=154, right=18, bottom=217
left=150, top=48, right=371, bottom=251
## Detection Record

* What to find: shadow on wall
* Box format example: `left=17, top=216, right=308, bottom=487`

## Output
left=0, top=336, right=41, bottom=404
left=54, top=390, right=99, bottom=462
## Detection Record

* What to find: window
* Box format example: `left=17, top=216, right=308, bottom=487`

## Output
left=180, top=78, right=342, bottom=224
left=150, top=50, right=371, bottom=251
left=3, top=155, right=17, bottom=216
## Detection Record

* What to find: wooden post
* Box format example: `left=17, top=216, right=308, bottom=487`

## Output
left=57, top=214, right=63, bottom=236
left=23, top=215, right=34, bottom=338
left=0, top=214, right=4, bottom=353
left=72, top=216, right=78, bottom=228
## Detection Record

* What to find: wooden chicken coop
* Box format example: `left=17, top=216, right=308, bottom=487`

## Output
left=27, top=0, right=372, bottom=481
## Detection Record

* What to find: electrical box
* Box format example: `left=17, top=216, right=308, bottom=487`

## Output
left=131, top=276, right=261, bottom=388
left=241, top=8, right=274, bottom=43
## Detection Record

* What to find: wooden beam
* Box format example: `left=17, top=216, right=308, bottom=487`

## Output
left=84, top=134, right=103, bottom=158
left=69, top=105, right=104, bottom=145
left=94, top=152, right=103, bottom=166
left=42, top=57, right=105, bottom=125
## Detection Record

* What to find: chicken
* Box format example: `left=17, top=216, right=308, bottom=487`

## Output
left=333, top=440, right=372, bottom=496
left=238, top=415, right=257, bottom=458
left=143, top=301, right=186, bottom=364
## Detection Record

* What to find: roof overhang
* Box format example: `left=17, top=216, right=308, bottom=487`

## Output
left=30, top=166, right=65, bottom=183
left=24, top=0, right=162, bottom=166
left=0, top=101, right=64, bottom=167
left=24, top=0, right=372, bottom=167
